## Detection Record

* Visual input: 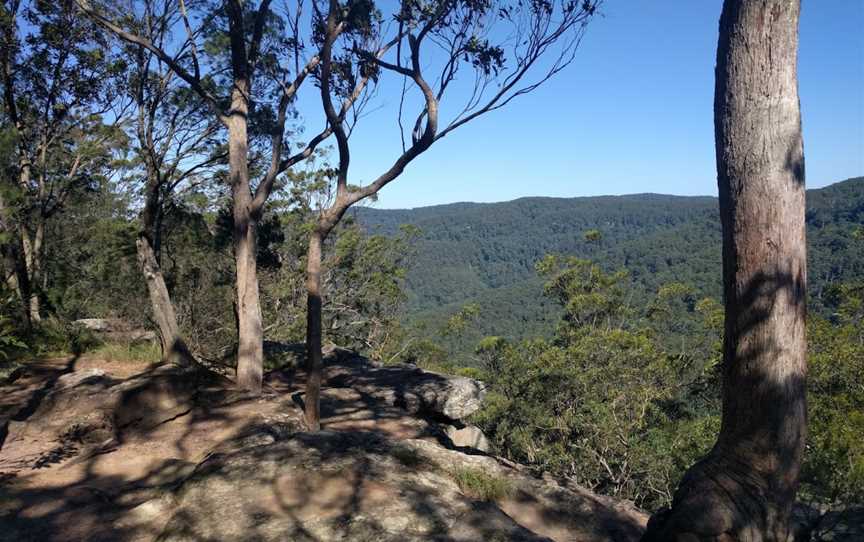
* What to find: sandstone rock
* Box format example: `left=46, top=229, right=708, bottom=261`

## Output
left=325, top=353, right=487, bottom=421
left=445, top=424, right=490, bottom=452
left=3, top=363, right=237, bottom=469
left=74, top=318, right=115, bottom=332
left=156, top=427, right=647, bottom=542
left=406, top=439, right=648, bottom=542
left=158, top=430, right=549, bottom=542
left=55, top=368, right=107, bottom=390
left=73, top=318, right=157, bottom=343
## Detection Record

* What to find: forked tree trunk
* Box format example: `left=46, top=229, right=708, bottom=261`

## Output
left=136, top=234, right=191, bottom=365
left=304, top=229, right=324, bottom=430
left=642, top=1, right=806, bottom=541
left=228, top=104, right=264, bottom=394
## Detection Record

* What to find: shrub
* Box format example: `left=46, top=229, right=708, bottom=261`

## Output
left=32, top=318, right=100, bottom=356
left=449, top=467, right=514, bottom=501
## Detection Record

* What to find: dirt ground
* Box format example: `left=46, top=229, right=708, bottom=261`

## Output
left=0, top=355, right=646, bottom=542
left=0, top=356, right=440, bottom=541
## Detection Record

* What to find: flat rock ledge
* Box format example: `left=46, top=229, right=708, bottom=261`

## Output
left=156, top=428, right=647, bottom=542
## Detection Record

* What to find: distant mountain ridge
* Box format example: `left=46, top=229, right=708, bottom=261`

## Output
left=355, top=177, right=864, bottom=342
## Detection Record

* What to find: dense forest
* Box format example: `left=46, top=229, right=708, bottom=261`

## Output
left=357, top=176, right=864, bottom=358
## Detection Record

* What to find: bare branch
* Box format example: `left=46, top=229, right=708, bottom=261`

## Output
left=177, top=0, right=200, bottom=80
left=75, top=0, right=227, bottom=123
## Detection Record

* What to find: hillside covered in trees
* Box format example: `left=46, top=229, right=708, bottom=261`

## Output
left=357, top=176, right=864, bottom=353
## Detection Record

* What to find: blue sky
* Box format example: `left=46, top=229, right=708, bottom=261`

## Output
left=325, top=1, right=864, bottom=209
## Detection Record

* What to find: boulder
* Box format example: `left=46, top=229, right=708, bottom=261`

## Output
left=73, top=318, right=115, bottom=332
left=445, top=424, right=490, bottom=452
left=73, top=318, right=157, bottom=343
left=55, top=368, right=108, bottom=390
left=324, top=351, right=487, bottom=421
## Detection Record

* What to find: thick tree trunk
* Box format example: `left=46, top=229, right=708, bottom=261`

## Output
left=642, top=2, right=806, bottom=541
left=136, top=234, right=191, bottom=365
left=228, top=106, right=264, bottom=394
left=304, top=230, right=324, bottom=430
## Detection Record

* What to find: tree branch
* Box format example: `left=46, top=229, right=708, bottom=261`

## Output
left=75, top=0, right=227, bottom=123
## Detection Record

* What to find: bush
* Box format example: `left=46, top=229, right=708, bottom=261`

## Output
left=802, top=310, right=864, bottom=504
left=449, top=467, right=514, bottom=501
left=0, top=287, right=27, bottom=363
left=32, top=318, right=100, bottom=356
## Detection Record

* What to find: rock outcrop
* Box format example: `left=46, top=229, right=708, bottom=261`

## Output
left=324, top=349, right=487, bottom=421
left=157, top=427, right=647, bottom=542
left=4, top=362, right=239, bottom=464
left=73, top=318, right=156, bottom=343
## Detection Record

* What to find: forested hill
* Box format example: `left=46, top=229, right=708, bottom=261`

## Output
left=356, top=177, right=864, bottom=340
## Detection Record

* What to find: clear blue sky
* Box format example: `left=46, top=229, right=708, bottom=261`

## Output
left=327, top=1, right=863, bottom=209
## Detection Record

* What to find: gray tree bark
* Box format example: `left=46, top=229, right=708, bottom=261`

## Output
left=304, top=229, right=324, bottom=430
left=642, top=1, right=807, bottom=540
left=228, top=92, right=264, bottom=394
left=135, top=234, right=191, bottom=365
left=226, top=2, right=264, bottom=394
left=21, top=220, right=43, bottom=323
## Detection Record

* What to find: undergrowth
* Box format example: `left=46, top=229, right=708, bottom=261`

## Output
left=449, top=467, right=514, bottom=501
left=90, top=341, right=162, bottom=363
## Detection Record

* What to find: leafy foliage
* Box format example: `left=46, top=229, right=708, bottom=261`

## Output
left=803, top=281, right=864, bottom=504
left=471, top=252, right=862, bottom=509
left=472, top=260, right=721, bottom=509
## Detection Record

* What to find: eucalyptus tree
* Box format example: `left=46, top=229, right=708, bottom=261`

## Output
left=0, top=0, right=125, bottom=324
left=301, top=0, right=602, bottom=429
left=643, top=0, right=807, bottom=539
left=76, top=0, right=388, bottom=392
left=114, top=0, right=225, bottom=364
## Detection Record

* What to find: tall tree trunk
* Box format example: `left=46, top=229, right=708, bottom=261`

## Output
left=228, top=105, right=263, bottom=393
left=642, top=1, right=806, bottom=541
left=136, top=157, right=189, bottom=365
left=304, top=229, right=324, bottom=430
left=22, top=220, right=43, bottom=323
left=136, top=234, right=191, bottom=365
